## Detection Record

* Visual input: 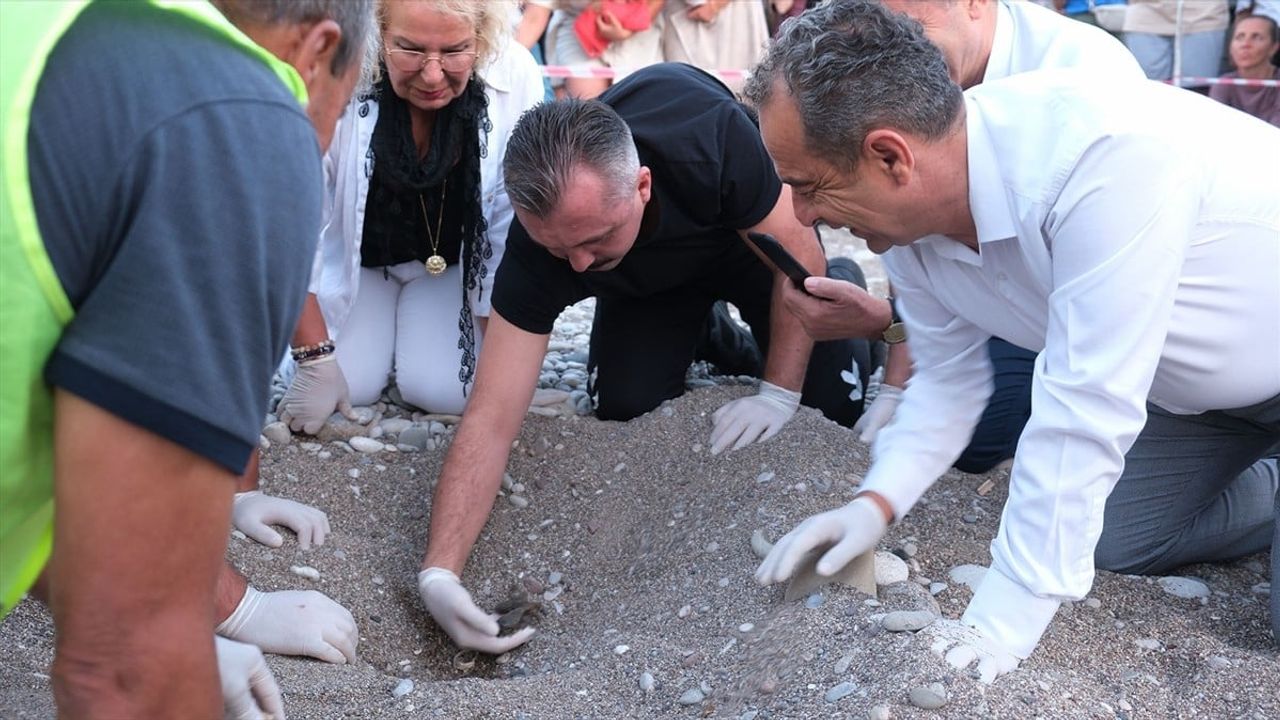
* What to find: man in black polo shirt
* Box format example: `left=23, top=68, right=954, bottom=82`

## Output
left=415, top=63, right=878, bottom=654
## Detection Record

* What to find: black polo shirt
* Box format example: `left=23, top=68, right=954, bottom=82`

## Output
left=491, top=63, right=782, bottom=334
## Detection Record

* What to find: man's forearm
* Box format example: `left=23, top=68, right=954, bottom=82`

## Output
left=422, top=419, right=512, bottom=575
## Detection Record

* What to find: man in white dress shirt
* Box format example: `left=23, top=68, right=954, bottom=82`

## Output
left=748, top=0, right=1280, bottom=682
left=784, top=0, right=1147, bottom=462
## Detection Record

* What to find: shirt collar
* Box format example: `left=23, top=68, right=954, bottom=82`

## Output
left=982, top=0, right=1014, bottom=84
left=965, top=96, right=1018, bottom=247
left=477, top=43, right=514, bottom=93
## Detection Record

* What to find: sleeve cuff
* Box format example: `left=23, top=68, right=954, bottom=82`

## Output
left=961, top=565, right=1061, bottom=659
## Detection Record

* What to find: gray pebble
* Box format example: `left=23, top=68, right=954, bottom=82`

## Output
left=262, top=422, right=291, bottom=446
left=548, top=571, right=563, bottom=585
left=639, top=672, right=655, bottom=692
left=1207, top=655, right=1231, bottom=670
left=1158, top=576, right=1210, bottom=599
left=948, top=564, right=988, bottom=591
left=929, top=582, right=948, bottom=595
left=961, top=513, right=979, bottom=524
left=1134, top=638, right=1162, bottom=650
left=908, top=682, right=948, bottom=710
left=833, top=654, right=854, bottom=675
left=392, top=678, right=414, bottom=698
left=1084, top=598, right=1102, bottom=609
left=805, top=592, right=825, bottom=609
left=756, top=471, right=775, bottom=484
left=874, top=552, right=910, bottom=586
left=881, top=610, right=937, bottom=632
left=508, top=494, right=529, bottom=509
left=825, top=681, right=858, bottom=703
left=348, top=435, right=384, bottom=454
left=738, top=622, right=755, bottom=633
left=677, top=688, right=705, bottom=705
left=398, top=425, right=432, bottom=450
left=868, top=705, right=891, bottom=720
left=379, top=418, right=413, bottom=435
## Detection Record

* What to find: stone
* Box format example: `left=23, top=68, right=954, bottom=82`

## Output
left=1207, top=656, right=1231, bottom=670
left=756, top=471, right=775, bottom=484
left=677, top=688, right=705, bottom=705
left=290, top=565, right=320, bottom=581
left=262, top=422, right=291, bottom=446
left=881, top=610, right=937, bottom=632
left=508, top=494, right=529, bottom=509
left=868, top=705, right=891, bottom=720
left=874, top=551, right=909, bottom=586
left=961, top=513, right=979, bottom=524
left=314, top=414, right=370, bottom=442
left=1158, top=576, right=1210, bottom=600
left=614, top=645, right=630, bottom=655
left=750, top=529, right=774, bottom=560
left=929, top=582, right=948, bottom=596
left=392, top=679, right=414, bottom=698
left=804, top=592, right=825, bottom=609
left=530, top=388, right=571, bottom=407
left=1084, top=598, right=1102, bottom=609
left=825, top=681, right=858, bottom=703
left=349, top=436, right=383, bottom=454
left=834, top=654, right=854, bottom=675
left=547, top=571, right=563, bottom=585
left=738, top=623, right=755, bottom=633
left=949, top=564, right=988, bottom=591
left=1134, top=638, right=1162, bottom=651
left=398, top=425, right=432, bottom=451
left=908, top=683, right=948, bottom=710
left=677, top=604, right=692, bottom=619
left=380, top=418, right=413, bottom=435
left=639, top=672, right=655, bottom=692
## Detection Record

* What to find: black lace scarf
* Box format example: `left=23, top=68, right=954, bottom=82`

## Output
left=366, top=71, right=493, bottom=396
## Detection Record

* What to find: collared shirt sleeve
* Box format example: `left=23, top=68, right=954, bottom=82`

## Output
left=859, top=247, right=994, bottom=519
left=971, top=132, right=1198, bottom=658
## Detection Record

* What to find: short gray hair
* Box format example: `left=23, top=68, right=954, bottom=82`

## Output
left=743, top=0, right=963, bottom=170
left=503, top=99, right=640, bottom=219
left=212, top=0, right=376, bottom=78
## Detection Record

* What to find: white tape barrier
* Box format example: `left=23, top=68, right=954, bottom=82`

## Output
left=537, top=64, right=1279, bottom=89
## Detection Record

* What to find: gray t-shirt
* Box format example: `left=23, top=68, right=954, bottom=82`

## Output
left=30, top=2, right=322, bottom=474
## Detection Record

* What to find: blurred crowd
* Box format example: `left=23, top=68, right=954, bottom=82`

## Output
left=511, top=0, right=1278, bottom=125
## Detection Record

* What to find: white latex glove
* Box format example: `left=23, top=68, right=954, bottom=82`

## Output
left=853, top=384, right=903, bottom=444
left=278, top=355, right=357, bottom=435
left=215, top=635, right=285, bottom=720
left=217, top=586, right=358, bottom=664
left=231, top=491, right=330, bottom=550
left=418, top=567, right=536, bottom=654
left=754, top=495, right=889, bottom=584
left=709, top=381, right=801, bottom=455
left=926, top=618, right=1021, bottom=684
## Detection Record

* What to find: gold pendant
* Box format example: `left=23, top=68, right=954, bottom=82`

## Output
left=425, top=255, right=447, bottom=275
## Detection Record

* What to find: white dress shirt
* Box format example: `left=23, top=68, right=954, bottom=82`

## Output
left=987, top=0, right=1146, bottom=82
left=869, top=71, right=1280, bottom=657
left=308, top=38, right=545, bottom=339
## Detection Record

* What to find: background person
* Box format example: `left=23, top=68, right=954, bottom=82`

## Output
left=1123, top=0, right=1230, bottom=82
left=0, top=0, right=371, bottom=716
left=1211, top=12, right=1280, bottom=125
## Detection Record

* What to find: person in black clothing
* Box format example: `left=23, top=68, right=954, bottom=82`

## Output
left=414, top=63, right=879, bottom=655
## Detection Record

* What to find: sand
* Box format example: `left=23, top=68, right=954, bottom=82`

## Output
left=2, top=386, right=1277, bottom=719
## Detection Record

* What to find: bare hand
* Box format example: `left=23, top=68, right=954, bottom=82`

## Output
left=781, top=276, right=893, bottom=342
left=596, top=8, right=633, bottom=41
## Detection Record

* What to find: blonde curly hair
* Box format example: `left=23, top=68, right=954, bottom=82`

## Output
left=377, top=0, right=513, bottom=73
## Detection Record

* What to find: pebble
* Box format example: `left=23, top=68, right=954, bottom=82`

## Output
left=543, top=585, right=564, bottom=601
left=825, top=681, right=858, bottom=703
left=756, top=471, right=775, bottom=484
left=1085, top=597, right=1102, bottom=609
left=804, top=592, right=825, bottom=609
left=349, top=436, right=383, bottom=454
left=379, top=418, right=413, bottom=435
left=750, top=529, right=774, bottom=559
left=347, top=468, right=360, bottom=479
left=929, top=582, right=948, bottom=595
left=290, top=565, right=320, bottom=581
left=548, top=571, right=563, bottom=585
left=677, top=688, right=705, bottom=705
left=508, top=494, right=529, bottom=509
left=639, top=672, right=655, bottom=692
left=317, top=450, right=332, bottom=460
left=1134, top=638, right=1162, bottom=651
left=738, top=623, right=755, bottom=633
left=948, top=564, right=988, bottom=591
left=868, top=705, right=892, bottom=720
left=392, top=678, right=414, bottom=698
left=614, top=645, right=630, bottom=655
left=834, top=654, right=854, bottom=675
left=874, top=551, right=909, bottom=586
left=718, top=577, right=731, bottom=588
left=1158, top=576, right=1210, bottom=599
left=961, top=513, right=979, bottom=524
left=908, top=682, right=949, bottom=710
left=677, top=604, right=692, bottom=619
left=398, top=425, right=432, bottom=450
left=1207, top=656, right=1231, bottom=670
left=881, top=610, right=937, bottom=632
left=262, top=422, right=291, bottom=446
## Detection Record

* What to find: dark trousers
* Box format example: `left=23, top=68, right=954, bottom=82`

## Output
left=953, top=337, right=1037, bottom=474
left=587, top=253, right=876, bottom=428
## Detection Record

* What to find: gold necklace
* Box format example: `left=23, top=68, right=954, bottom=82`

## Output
left=419, top=179, right=448, bottom=275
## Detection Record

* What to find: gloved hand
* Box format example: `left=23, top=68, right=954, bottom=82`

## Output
left=853, top=384, right=903, bottom=445
left=215, top=635, right=285, bottom=720
left=418, top=567, right=536, bottom=654
left=278, top=355, right=358, bottom=435
left=709, top=381, right=800, bottom=455
left=754, top=495, right=889, bottom=584
left=217, top=586, right=358, bottom=665
left=926, top=618, right=1020, bottom=684
left=231, top=491, right=330, bottom=550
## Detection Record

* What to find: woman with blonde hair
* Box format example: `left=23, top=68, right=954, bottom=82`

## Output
left=277, top=0, right=545, bottom=429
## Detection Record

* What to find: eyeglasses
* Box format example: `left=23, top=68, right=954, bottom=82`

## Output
left=385, top=48, right=478, bottom=75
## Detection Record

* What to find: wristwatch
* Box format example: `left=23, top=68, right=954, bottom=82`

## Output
left=882, top=296, right=907, bottom=345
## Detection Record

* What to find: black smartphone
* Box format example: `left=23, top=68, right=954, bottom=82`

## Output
left=746, top=232, right=812, bottom=291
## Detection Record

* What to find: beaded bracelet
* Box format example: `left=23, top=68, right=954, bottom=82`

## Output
left=291, top=339, right=335, bottom=362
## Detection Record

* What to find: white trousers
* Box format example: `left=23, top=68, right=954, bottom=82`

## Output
left=335, top=262, right=480, bottom=414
